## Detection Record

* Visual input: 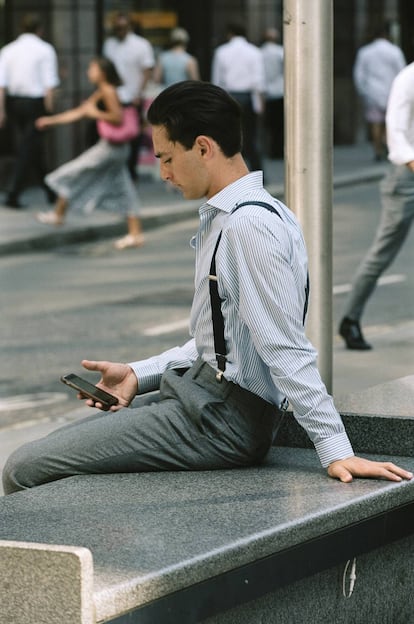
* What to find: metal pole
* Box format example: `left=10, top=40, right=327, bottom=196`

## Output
left=283, top=0, right=334, bottom=391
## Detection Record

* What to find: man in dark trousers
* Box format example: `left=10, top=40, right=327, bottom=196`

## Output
left=0, top=13, right=59, bottom=208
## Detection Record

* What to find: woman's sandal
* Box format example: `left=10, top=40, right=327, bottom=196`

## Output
left=36, top=211, right=64, bottom=226
left=114, top=234, right=145, bottom=250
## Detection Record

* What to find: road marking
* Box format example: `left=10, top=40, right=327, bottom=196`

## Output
left=143, top=318, right=190, bottom=336
left=0, top=416, right=53, bottom=433
left=143, top=274, right=407, bottom=336
left=0, top=393, right=67, bottom=412
left=334, top=274, right=406, bottom=295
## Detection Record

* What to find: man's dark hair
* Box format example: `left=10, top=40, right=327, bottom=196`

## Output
left=21, top=13, right=42, bottom=34
left=226, top=22, right=247, bottom=38
left=147, top=80, right=242, bottom=157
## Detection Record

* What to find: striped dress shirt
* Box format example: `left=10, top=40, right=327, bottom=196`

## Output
left=130, top=172, right=354, bottom=467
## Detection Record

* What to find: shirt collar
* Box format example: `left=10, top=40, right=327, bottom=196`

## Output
left=200, top=171, right=264, bottom=216
left=17, top=34, right=40, bottom=42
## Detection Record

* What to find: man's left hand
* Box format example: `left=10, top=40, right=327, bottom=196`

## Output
left=328, top=456, right=413, bottom=483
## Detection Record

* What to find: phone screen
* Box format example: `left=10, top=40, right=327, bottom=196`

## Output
left=61, top=373, right=119, bottom=406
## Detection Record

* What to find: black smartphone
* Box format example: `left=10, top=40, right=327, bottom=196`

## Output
left=60, top=373, right=119, bottom=408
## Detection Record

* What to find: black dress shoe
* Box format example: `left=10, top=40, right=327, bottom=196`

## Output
left=339, top=317, right=372, bottom=350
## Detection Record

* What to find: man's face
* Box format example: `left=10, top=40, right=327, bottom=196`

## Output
left=152, top=125, right=210, bottom=200
left=113, top=18, right=129, bottom=41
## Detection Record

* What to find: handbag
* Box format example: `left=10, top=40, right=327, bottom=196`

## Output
left=97, top=106, right=140, bottom=144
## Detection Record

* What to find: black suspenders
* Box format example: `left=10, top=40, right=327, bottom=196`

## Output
left=208, top=201, right=310, bottom=381
left=208, top=201, right=282, bottom=380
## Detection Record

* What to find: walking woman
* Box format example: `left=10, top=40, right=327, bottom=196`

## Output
left=36, top=56, right=144, bottom=249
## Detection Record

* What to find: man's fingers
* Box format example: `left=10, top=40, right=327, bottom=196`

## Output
left=381, top=462, right=413, bottom=481
left=328, top=457, right=413, bottom=483
left=81, top=359, right=96, bottom=370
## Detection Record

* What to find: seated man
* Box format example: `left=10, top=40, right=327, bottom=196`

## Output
left=3, top=81, right=412, bottom=495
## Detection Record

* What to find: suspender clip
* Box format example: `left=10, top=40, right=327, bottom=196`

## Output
left=280, top=397, right=289, bottom=412
left=215, top=354, right=226, bottom=382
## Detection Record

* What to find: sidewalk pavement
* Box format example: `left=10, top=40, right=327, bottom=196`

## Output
left=0, top=142, right=389, bottom=256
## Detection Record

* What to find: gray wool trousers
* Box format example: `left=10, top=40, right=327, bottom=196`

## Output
left=343, top=164, right=414, bottom=321
left=2, top=359, right=284, bottom=495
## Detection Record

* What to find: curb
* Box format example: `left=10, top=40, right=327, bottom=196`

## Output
left=0, top=170, right=386, bottom=257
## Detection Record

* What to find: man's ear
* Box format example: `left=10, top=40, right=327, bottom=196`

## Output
left=196, top=135, right=213, bottom=158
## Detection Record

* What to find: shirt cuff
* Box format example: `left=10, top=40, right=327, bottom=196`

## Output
left=129, top=359, right=162, bottom=394
left=314, top=432, right=355, bottom=468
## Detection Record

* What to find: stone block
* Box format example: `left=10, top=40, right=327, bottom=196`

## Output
left=0, top=540, right=94, bottom=624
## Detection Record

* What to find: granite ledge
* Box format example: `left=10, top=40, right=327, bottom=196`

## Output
left=1, top=447, right=414, bottom=623
left=335, top=374, right=414, bottom=418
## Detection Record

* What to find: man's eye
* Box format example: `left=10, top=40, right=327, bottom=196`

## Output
left=163, top=158, right=172, bottom=165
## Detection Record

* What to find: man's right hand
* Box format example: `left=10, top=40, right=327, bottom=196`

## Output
left=80, top=359, right=138, bottom=411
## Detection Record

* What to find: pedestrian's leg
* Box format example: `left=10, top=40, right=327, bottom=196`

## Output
left=343, top=167, right=414, bottom=322
left=127, top=215, right=144, bottom=240
left=114, top=165, right=144, bottom=249
left=36, top=196, right=68, bottom=226
left=6, top=100, right=31, bottom=205
left=114, top=216, right=145, bottom=250
left=127, top=134, right=142, bottom=181
left=370, top=121, right=386, bottom=160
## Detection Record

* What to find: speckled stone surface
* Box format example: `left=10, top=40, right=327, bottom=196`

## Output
left=0, top=447, right=413, bottom=623
left=335, top=375, right=414, bottom=418
left=0, top=541, right=94, bottom=624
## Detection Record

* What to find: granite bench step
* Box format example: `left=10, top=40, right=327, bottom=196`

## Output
left=1, top=446, right=414, bottom=624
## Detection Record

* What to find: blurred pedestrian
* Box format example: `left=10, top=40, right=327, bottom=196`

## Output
left=339, top=61, right=414, bottom=350
left=353, top=22, right=405, bottom=162
left=154, top=27, right=200, bottom=88
left=211, top=22, right=265, bottom=172
left=103, top=11, right=155, bottom=181
left=0, top=12, right=59, bottom=208
left=261, top=27, right=284, bottom=159
left=35, top=56, right=144, bottom=250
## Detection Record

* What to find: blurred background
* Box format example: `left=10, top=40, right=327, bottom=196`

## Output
left=0, top=0, right=414, bottom=179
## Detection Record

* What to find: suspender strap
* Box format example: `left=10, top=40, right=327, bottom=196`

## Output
left=208, top=201, right=283, bottom=380
left=208, top=231, right=227, bottom=378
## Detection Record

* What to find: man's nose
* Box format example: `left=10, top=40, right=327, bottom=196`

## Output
left=160, top=163, right=171, bottom=182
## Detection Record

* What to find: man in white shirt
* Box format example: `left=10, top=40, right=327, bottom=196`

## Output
left=353, top=23, right=405, bottom=161
left=0, top=13, right=59, bottom=208
left=339, top=62, right=414, bottom=350
left=211, top=23, right=265, bottom=172
left=261, top=27, right=284, bottom=159
left=103, top=12, right=155, bottom=180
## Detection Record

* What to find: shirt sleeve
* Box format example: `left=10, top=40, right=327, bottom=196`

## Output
left=42, top=46, right=60, bottom=90
left=129, top=339, right=198, bottom=394
left=0, top=50, right=7, bottom=88
left=141, top=39, right=155, bottom=69
left=386, top=73, right=414, bottom=165
left=223, top=216, right=354, bottom=467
